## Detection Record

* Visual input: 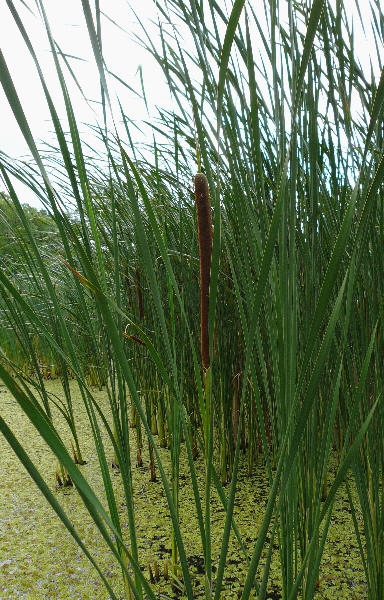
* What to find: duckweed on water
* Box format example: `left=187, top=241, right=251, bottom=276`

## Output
left=0, top=381, right=366, bottom=599
left=1, top=2, right=383, bottom=598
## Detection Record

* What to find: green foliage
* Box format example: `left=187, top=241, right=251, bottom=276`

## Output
left=0, top=1, right=384, bottom=599
left=0, top=193, right=59, bottom=270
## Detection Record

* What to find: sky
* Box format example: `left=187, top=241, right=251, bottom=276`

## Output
left=0, top=1, right=380, bottom=209
left=0, top=1, right=172, bottom=207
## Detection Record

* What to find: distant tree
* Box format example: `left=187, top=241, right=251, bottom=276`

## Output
left=0, top=192, right=60, bottom=272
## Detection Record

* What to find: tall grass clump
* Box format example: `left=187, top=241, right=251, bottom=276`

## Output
left=1, top=0, right=384, bottom=599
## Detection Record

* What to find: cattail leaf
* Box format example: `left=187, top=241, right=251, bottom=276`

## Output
left=217, top=0, right=246, bottom=128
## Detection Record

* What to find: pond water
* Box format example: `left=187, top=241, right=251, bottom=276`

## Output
left=0, top=380, right=366, bottom=599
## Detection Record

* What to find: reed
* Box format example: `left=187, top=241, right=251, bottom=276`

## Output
left=0, top=1, right=384, bottom=598
left=194, top=172, right=213, bottom=371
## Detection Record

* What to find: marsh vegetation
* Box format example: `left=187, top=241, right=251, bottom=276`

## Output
left=0, top=381, right=367, bottom=599
left=0, top=1, right=384, bottom=599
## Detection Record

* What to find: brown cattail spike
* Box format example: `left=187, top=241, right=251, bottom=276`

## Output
left=194, top=173, right=213, bottom=370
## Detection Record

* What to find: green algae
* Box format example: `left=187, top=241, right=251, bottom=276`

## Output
left=0, top=381, right=367, bottom=599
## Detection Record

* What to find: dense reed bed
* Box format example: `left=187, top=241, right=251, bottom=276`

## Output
left=0, top=1, right=384, bottom=598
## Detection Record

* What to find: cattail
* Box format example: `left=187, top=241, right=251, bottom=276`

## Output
left=194, top=173, right=213, bottom=370
left=134, top=267, right=144, bottom=320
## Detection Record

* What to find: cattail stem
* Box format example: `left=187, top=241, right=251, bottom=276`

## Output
left=194, top=173, right=213, bottom=370
left=134, top=267, right=144, bottom=320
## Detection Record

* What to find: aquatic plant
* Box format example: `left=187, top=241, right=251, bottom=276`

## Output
left=0, top=0, right=384, bottom=598
left=194, top=172, right=213, bottom=371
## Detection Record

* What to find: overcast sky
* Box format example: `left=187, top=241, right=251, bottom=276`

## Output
left=0, top=1, right=380, bottom=208
left=0, top=1, right=172, bottom=207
